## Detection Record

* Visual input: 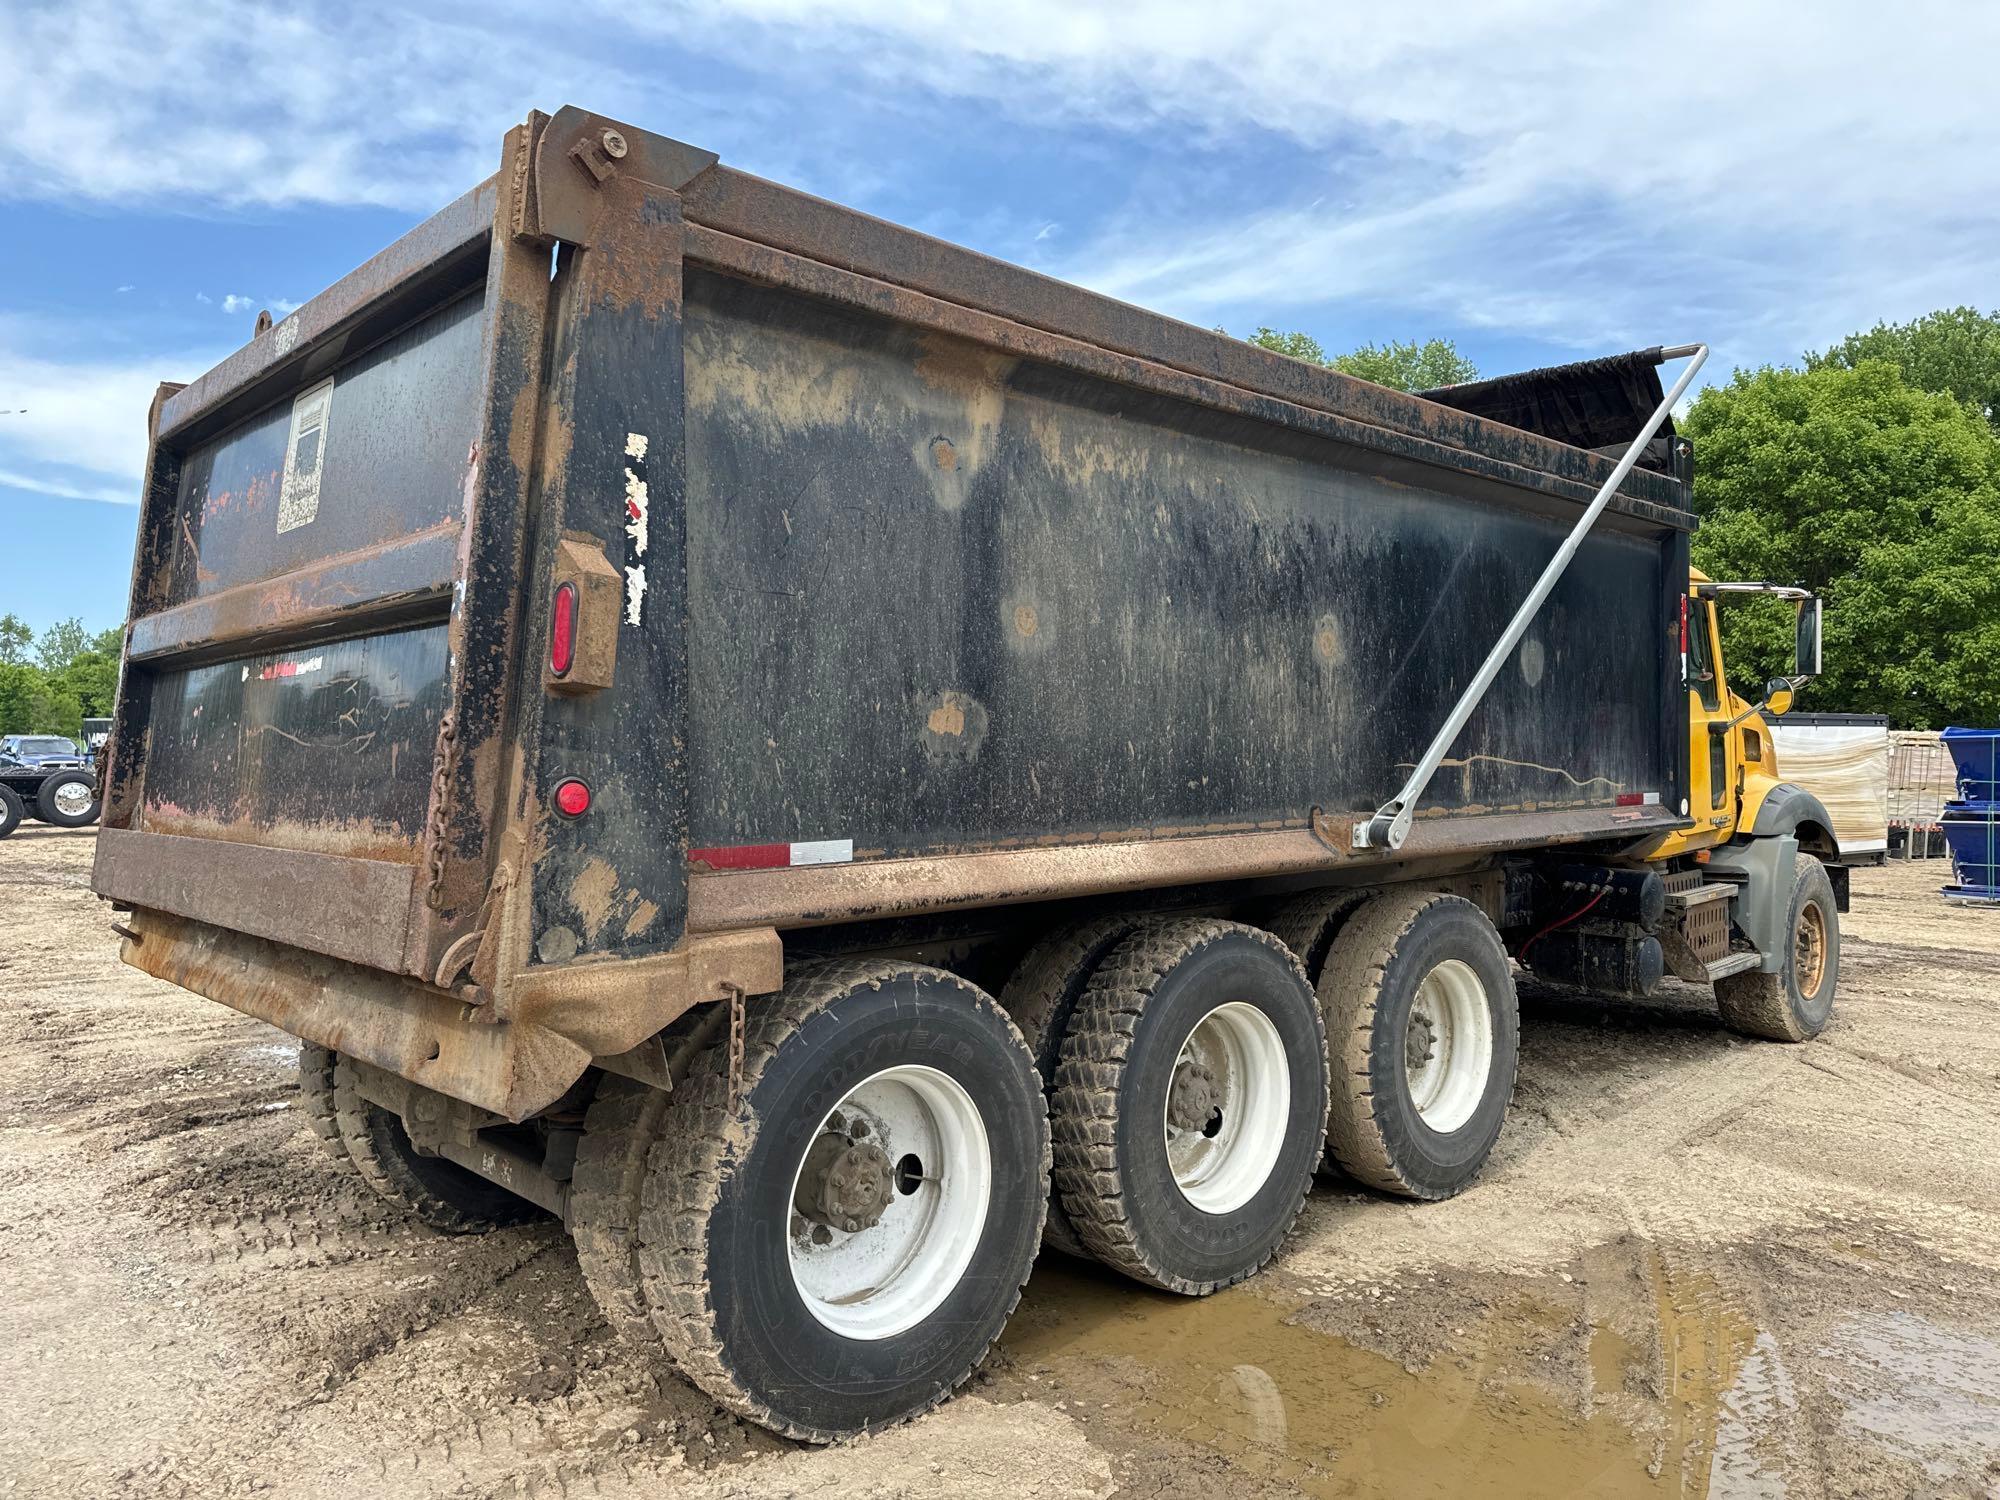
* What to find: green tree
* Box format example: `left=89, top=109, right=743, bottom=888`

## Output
left=90, top=625, right=124, bottom=658
left=0, top=662, right=38, bottom=734
left=1330, top=338, right=1478, bottom=392
left=1246, top=329, right=1478, bottom=392
left=1248, top=327, right=1329, bottom=365
left=35, top=616, right=89, bottom=673
left=28, top=676, right=84, bottom=740
left=1685, top=359, right=2000, bottom=728
left=0, top=613, right=31, bottom=666
left=1806, top=307, right=2000, bottom=433
left=50, top=650, right=119, bottom=720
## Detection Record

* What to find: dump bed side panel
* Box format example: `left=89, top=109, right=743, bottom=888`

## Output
left=681, top=270, right=1682, bottom=861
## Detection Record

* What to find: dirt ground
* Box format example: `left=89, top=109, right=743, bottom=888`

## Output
left=4, top=827, right=1999, bottom=1499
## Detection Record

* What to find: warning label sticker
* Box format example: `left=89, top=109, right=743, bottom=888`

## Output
left=277, top=378, right=334, bottom=534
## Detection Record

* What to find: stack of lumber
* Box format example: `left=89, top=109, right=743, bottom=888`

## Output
left=1771, top=714, right=1889, bottom=855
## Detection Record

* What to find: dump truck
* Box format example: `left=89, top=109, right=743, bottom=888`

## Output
left=90, top=107, right=1844, bottom=1441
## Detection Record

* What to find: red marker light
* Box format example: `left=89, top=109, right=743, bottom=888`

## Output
left=553, top=778, right=591, bottom=818
left=550, top=582, right=577, bottom=677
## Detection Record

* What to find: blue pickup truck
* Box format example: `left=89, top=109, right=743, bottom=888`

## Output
left=0, top=736, right=100, bottom=838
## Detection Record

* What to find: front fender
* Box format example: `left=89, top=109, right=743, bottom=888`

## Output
left=1741, top=780, right=1841, bottom=858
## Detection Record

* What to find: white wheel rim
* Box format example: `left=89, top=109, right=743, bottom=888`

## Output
left=1404, top=958, right=1493, bottom=1134
left=786, top=1065, right=991, bottom=1342
left=53, top=782, right=93, bottom=817
left=1164, top=1001, right=1291, bottom=1214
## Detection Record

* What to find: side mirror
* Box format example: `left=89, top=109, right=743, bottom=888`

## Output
left=1793, top=597, right=1823, bottom=678
left=1764, top=680, right=1795, bottom=716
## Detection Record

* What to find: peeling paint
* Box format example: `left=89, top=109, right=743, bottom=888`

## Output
left=920, top=690, right=989, bottom=763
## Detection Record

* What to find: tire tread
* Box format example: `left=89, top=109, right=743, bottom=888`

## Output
left=331, top=1056, right=536, bottom=1233
left=1319, top=889, right=1518, bottom=1200
left=1050, top=919, right=1325, bottom=1296
left=297, top=1043, right=354, bottom=1171
left=1000, top=914, right=1140, bottom=1257
left=634, top=960, right=1048, bottom=1443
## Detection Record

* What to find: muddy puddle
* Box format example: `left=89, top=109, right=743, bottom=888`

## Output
left=999, top=1253, right=1834, bottom=1498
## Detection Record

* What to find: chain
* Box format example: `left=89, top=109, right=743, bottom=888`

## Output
left=725, top=983, right=746, bottom=1113
left=423, top=710, right=459, bottom=910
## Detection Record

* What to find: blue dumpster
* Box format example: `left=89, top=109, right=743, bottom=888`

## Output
left=1942, top=726, right=2000, bottom=802
left=1941, top=799, right=2000, bottom=897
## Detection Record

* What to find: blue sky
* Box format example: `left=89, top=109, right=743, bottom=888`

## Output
left=4, top=0, right=1998, bottom=639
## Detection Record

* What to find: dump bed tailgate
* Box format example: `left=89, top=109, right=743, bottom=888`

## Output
left=93, top=180, right=530, bottom=982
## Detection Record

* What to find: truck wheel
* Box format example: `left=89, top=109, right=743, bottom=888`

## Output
left=572, top=1071, right=675, bottom=1346
left=0, top=784, right=21, bottom=840
left=1319, top=891, right=1518, bottom=1200
left=635, top=962, right=1047, bottom=1442
left=1262, top=887, right=1372, bottom=984
left=331, top=1057, right=542, bottom=1233
left=1716, top=855, right=1839, bottom=1042
left=36, top=769, right=99, bottom=828
left=1051, top=920, right=1328, bottom=1295
left=297, top=1044, right=355, bottom=1171
left=999, top=913, right=1140, bottom=1259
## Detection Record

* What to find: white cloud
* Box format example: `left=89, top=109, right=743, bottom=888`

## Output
left=194, top=292, right=211, bottom=304
left=220, top=293, right=255, bottom=315
left=1, top=0, right=1993, bottom=380
left=0, top=0, right=620, bottom=210
left=0, top=467, right=135, bottom=504
left=0, top=338, right=225, bottom=502
left=655, top=0, right=2000, bottom=369
left=115, top=284, right=133, bottom=294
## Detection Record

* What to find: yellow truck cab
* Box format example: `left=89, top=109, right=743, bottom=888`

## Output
left=1640, top=568, right=1842, bottom=1041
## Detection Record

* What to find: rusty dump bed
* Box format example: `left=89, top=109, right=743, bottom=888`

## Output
left=93, top=108, right=1692, bottom=1118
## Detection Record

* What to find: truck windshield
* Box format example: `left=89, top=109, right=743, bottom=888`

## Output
left=20, top=738, right=79, bottom=756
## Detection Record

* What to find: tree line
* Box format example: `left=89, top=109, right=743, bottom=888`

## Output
left=0, top=616, right=121, bottom=740
left=1243, top=308, right=2000, bottom=729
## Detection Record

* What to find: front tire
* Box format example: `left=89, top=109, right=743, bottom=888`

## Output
left=1319, top=891, right=1519, bottom=1200
left=36, top=769, right=99, bottom=828
left=635, top=962, right=1048, bottom=1442
left=0, top=784, right=21, bottom=840
left=1716, top=854, right=1839, bottom=1041
left=1051, top=920, right=1329, bottom=1295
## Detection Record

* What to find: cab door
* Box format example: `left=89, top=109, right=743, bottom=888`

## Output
left=1686, top=595, right=1740, bottom=842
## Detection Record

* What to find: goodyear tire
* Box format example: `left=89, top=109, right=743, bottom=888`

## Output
left=0, top=783, right=21, bottom=840
left=36, top=769, right=99, bottom=828
left=332, top=1057, right=543, bottom=1233
left=1051, top=920, right=1328, bottom=1295
left=999, top=913, right=1141, bottom=1258
left=635, top=962, right=1047, bottom=1442
left=1716, top=855, right=1839, bottom=1042
left=1319, top=890, right=1519, bottom=1200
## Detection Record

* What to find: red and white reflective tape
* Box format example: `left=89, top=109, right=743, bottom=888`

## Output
left=1615, top=791, right=1663, bottom=807
left=244, top=654, right=325, bottom=682
left=688, top=838, right=854, bottom=871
